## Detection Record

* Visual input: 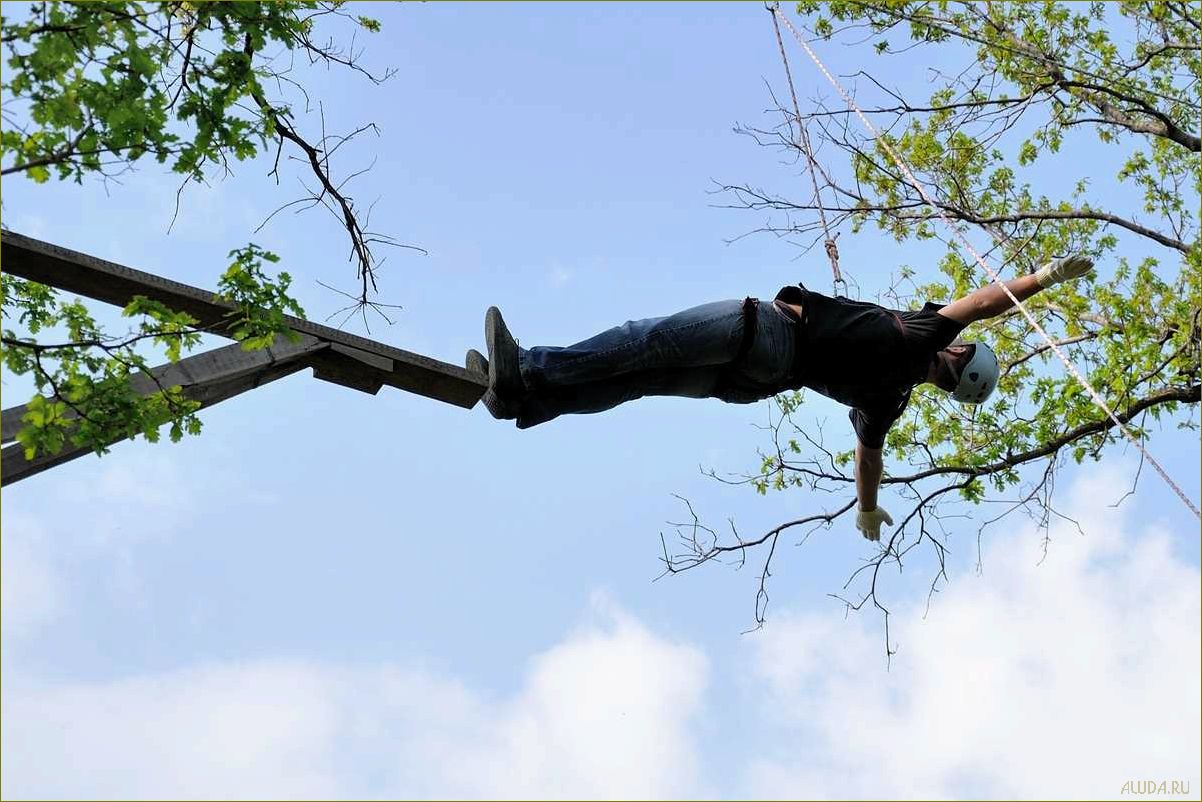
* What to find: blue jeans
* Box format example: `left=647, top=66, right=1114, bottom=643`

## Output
left=514, top=299, right=798, bottom=428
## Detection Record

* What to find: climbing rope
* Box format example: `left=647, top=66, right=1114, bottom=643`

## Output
left=771, top=8, right=1200, bottom=519
left=767, top=3, right=846, bottom=296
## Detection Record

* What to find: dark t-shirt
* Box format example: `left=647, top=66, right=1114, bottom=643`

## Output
left=775, top=284, right=965, bottom=448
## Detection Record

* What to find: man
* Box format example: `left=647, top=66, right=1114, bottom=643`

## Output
left=471, top=255, right=1094, bottom=541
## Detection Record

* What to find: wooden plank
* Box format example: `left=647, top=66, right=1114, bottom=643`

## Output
left=0, top=229, right=487, bottom=408
left=2, top=337, right=329, bottom=443
left=1, top=338, right=329, bottom=485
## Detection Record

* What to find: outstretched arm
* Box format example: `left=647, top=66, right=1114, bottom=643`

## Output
left=854, top=441, right=892, bottom=541
left=937, top=255, right=1094, bottom=326
left=854, top=441, right=883, bottom=510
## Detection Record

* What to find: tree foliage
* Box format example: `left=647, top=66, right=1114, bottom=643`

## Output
left=678, top=0, right=1200, bottom=648
left=1, top=1, right=395, bottom=463
left=1, top=245, right=302, bottom=459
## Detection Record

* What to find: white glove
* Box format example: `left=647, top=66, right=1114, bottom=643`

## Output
left=855, top=506, right=893, bottom=541
left=1034, top=254, right=1094, bottom=288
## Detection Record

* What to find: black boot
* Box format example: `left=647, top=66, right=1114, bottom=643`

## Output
left=483, top=307, right=525, bottom=419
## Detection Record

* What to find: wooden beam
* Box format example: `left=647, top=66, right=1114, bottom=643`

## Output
left=2, top=336, right=331, bottom=443
left=0, top=229, right=487, bottom=408
left=1, top=338, right=330, bottom=485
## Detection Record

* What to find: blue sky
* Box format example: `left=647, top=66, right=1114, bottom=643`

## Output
left=2, top=4, right=1199, bottom=799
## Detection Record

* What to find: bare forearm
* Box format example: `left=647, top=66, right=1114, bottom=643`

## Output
left=939, top=274, right=1044, bottom=326
left=854, top=442, right=883, bottom=509
left=970, top=274, right=1043, bottom=319
left=941, top=255, right=1094, bottom=326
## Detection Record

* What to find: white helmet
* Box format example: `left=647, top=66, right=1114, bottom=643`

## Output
left=950, top=342, right=999, bottom=404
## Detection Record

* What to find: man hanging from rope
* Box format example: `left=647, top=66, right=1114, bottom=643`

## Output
left=471, top=255, right=1094, bottom=541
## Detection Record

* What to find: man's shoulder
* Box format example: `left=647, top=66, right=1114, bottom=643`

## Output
left=897, top=300, right=966, bottom=343
left=895, top=300, right=948, bottom=318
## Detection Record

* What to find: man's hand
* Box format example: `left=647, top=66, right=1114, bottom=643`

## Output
left=855, top=506, right=893, bottom=541
left=1034, top=254, right=1094, bottom=288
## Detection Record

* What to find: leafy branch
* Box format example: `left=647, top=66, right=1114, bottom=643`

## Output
left=1, top=244, right=305, bottom=459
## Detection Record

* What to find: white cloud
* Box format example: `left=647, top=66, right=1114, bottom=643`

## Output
left=548, top=263, right=573, bottom=288
left=4, top=466, right=1198, bottom=800
left=2, top=661, right=343, bottom=800
left=1, top=450, right=195, bottom=639
left=0, top=510, right=61, bottom=639
left=89, top=449, right=194, bottom=514
left=741, top=467, right=1202, bottom=800
left=452, top=595, right=710, bottom=799
left=1, top=596, right=710, bottom=800
left=62, top=448, right=196, bottom=549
